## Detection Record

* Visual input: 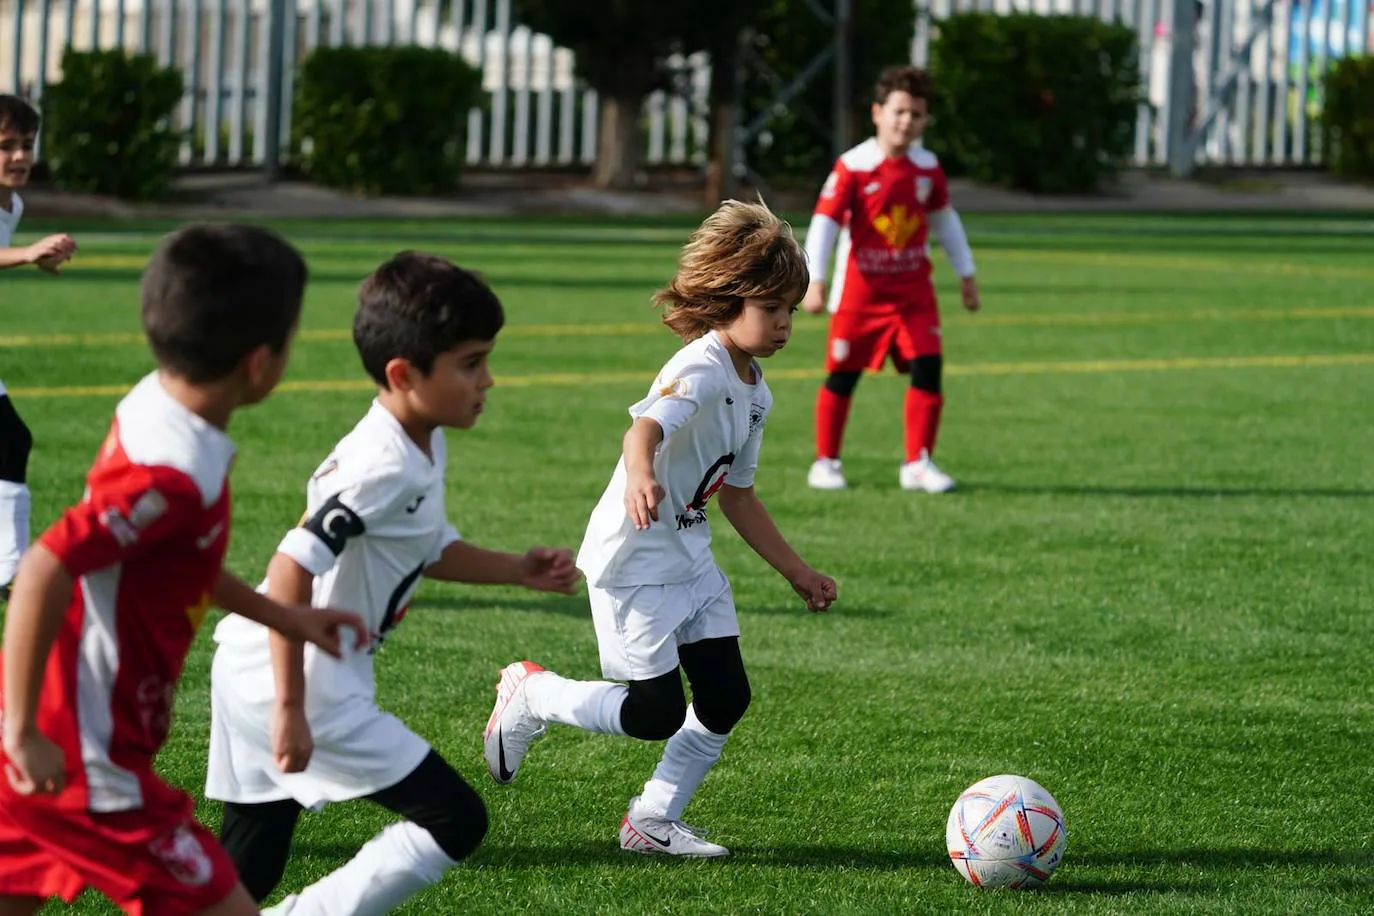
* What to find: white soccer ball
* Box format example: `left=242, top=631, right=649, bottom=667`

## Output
left=946, top=774, right=1067, bottom=889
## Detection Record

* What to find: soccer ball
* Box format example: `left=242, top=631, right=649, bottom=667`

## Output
left=946, top=774, right=1066, bottom=889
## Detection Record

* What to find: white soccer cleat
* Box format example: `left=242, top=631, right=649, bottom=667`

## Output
left=807, top=458, right=848, bottom=490
left=483, top=660, right=547, bottom=784
left=619, top=796, right=729, bottom=858
left=900, top=450, right=956, bottom=493
left=261, top=895, right=297, bottom=915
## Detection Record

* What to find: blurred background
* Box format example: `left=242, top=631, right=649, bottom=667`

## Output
left=1, top=0, right=1371, bottom=206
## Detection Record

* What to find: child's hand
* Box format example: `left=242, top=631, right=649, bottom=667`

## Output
left=789, top=567, right=838, bottom=612
left=960, top=276, right=981, bottom=312
left=272, top=702, right=314, bottom=774
left=801, top=281, right=828, bottom=314
left=518, top=546, right=581, bottom=594
left=625, top=473, right=665, bottom=530
left=26, top=234, right=76, bottom=270
left=3, top=730, right=67, bottom=796
left=283, top=606, right=371, bottom=658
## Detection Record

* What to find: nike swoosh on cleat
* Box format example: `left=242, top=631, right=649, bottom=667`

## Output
left=643, top=830, right=671, bottom=848
left=497, top=726, right=515, bottom=782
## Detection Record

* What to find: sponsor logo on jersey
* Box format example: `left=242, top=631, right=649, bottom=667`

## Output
left=659, top=377, right=690, bottom=398
left=873, top=205, right=922, bottom=249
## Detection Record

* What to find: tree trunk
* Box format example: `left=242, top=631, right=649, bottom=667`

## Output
left=592, top=91, right=645, bottom=189
left=704, top=32, right=742, bottom=206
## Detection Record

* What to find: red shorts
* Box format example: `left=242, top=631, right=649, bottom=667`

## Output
left=0, top=783, right=239, bottom=915
left=825, top=302, right=942, bottom=374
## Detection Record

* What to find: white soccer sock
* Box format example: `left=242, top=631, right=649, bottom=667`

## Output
left=637, top=705, right=729, bottom=822
left=282, top=821, right=457, bottom=916
left=523, top=671, right=628, bottom=736
left=0, top=481, right=30, bottom=586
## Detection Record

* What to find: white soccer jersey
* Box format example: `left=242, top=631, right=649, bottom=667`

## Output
left=213, top=400, right=460, bottom=709
left=577, top=331, right=772, bottom=588
left=0, top=192, right=22, bottom=249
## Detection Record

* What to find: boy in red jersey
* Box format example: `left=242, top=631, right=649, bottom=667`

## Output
left=0, top=224, right=368, bottom=916
left=801, top=65, right=980, bottom=492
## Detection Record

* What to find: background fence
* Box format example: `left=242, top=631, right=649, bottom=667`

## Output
left=2, top=0, right=1371, bottom=174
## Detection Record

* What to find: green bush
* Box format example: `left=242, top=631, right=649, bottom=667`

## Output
left=41, top=49, right=184, bottom=200
left=294, top=46, right=484, bottom=196
left=929, top=13, right=1139, bottom=193
left=739, top=0, right=918, bottom=184
left=1321, top=55, right=1374, bottom=181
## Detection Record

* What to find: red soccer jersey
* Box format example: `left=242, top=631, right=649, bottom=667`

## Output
left=814, top=138, right=951, bottom=309
left=0, top=373, right=235, bottom=813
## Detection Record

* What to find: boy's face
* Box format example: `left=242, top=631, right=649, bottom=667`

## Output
left=406, top=339, right=495, bottom=430
left=0, top=128, right=36, bottom=190
left=721, top=297, right=796, bottom=360
left=872, top=91, right=928, bottom=154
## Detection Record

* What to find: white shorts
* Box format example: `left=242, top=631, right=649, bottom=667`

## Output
left=204, top=650, right=431, bottom=811
left=590, top=564, right=739, bottom=681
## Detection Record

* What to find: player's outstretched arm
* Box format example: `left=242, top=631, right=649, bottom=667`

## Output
left=263, top=553, right=316, bottom=774
left=1, top=545, right=74, bottom=795
left=425, top=541, right=580, bottom=594
left=212, top=570, right=370, bottom=659
left=0, top=234, right=76, bottom=271
left=718, top=484, right=837, bottom=612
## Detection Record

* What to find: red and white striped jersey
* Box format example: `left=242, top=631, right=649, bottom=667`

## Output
left=0, top=372, right=235, bottom=813
left=814, top=138, right=951, bottom=307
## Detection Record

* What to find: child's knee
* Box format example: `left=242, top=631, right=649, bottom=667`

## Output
left=693, top=679, right=751, bottom=734
left=621, top=673, right=688, bottom=740
left=427, top=782, right=488, bottom=862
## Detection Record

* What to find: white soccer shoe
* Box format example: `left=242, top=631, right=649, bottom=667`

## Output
left=899, top=450, right=957, bottom=493
left=484, top=660, right=547, bottom=784
left=261, top=895, right=297, bottom=915
left=807, top=458, right=848, bottom=490
left=619, top=796, right=729, bottom=858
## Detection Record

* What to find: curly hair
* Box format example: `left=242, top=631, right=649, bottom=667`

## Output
left=653, top=199, right=808, bottom=342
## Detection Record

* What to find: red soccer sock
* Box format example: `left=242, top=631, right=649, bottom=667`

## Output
left=904, top=388, right=944, bottom=463
left=816, top=387, right=853, bottom=460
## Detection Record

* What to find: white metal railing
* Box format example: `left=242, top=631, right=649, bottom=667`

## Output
left=2, top=0, right=1369, bottom=172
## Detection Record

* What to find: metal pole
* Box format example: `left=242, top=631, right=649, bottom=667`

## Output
left=833, top=0, right=852, bottom=159
left=1165, top=0, right=1197, bottom=176
left=263, top=0, right=288, bottom=178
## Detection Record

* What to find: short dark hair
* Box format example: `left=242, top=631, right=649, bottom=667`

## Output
left=873, top=65, right=936, bottom=106
left=0, top=95, right=40, bottom=135
left=141, top=224, right=307, bottom=383
left=354, top=252, right=505, bottom=386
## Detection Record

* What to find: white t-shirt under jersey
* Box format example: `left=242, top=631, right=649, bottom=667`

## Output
left=0, top=192, right=23, bottom=249
left=213, top=400, right=461, bottom=711
left=577, top=330, right=772, bottom=589
left=0, top=193, right=22, bottom=396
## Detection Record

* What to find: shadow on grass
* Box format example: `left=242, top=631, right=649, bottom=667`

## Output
left=966, top=482, right=1374, bottom=500
left=409, top=596, right=889, bottom=620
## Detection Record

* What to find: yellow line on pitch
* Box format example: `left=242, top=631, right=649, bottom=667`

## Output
left=57, top=248, right=1374, bottom=282
left=6, top=306, right=1374, bottom=350
left=11, top=352, right=1374, bottom=399
left=978, top=249, right=1374, bottom=281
